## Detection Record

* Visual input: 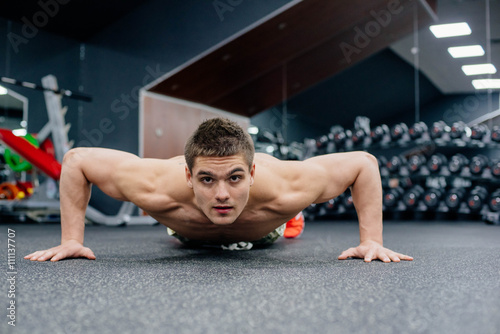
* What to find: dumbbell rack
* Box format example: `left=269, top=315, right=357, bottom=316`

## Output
left=304, top=120, right=500, bottom=225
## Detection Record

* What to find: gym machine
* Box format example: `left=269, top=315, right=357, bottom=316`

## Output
left=0, top=75, right=156, bottom=225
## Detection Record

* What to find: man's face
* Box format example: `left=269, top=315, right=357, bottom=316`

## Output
left=185, top=154, right=255, bottom=225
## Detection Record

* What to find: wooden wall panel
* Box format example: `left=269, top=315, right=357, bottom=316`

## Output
left=141, top=93, right=249, bottom=159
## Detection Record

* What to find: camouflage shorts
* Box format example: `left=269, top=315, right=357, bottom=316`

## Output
left=167, top=223, right=286, bottom=250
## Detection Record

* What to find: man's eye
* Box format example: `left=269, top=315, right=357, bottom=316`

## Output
left=230, top=175, right=242, bottom=182
left=201, top=177, right=213, bottom=183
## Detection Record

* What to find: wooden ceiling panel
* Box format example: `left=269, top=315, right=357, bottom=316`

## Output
left=148, top=0, right=437, bottom=117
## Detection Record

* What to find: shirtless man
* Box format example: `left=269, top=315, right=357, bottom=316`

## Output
left=25, top=117, right=413, bottom=263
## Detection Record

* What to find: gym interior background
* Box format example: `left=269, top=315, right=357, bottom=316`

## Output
left=1, top=1, right=500, bottom=333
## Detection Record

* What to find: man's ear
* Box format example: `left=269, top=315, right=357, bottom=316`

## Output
left=249, top=163, right=255, bottom=186
left=185, top=166, right=193, bottom=188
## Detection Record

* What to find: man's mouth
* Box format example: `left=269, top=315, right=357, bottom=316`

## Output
left=213, top=206, right=233, bottom=214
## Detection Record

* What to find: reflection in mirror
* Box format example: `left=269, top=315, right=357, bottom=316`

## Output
left=0, top=85, right=28, bottom=134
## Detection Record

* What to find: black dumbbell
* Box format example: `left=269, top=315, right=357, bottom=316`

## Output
left=430, top=121, right=448, bottom=139
left=402, top=185, right=425, bottom=209
left=342, top=191, right=355, bottom=210
left=370, top=125, right=390, bottom=143
left=491, top=126, right=500, bottom=142
left=408, top=122, right=428, bottom=140
left=304, top=203, right=321, bottom=218
left=470, top=124, right=489, bottom=141
left=444, top=188, right=466, bottom=211
left=390, top=123, right=408, bottom=141
left=324, top=198, right=339, bottom=213
left=448, top=154, right=469, bottom=174
left=408, top=154, right=427, bottom=173
left=315, top=135, right=330, bottom=149
left=469, top=154, right=489, bottom=175
left=383, top=187, right=405, bottom=208
left=450, top=121, right=470, bottom=139
left=427, top=153, right=448, bottom=173
left=333, top=130, right=350, bottom=148
left=386, top=155, right=407, bottom=174
left=488, top=189, right=500, bottom=212
left=423, top=188, right=444, bottom=209
left=351, top=129, right=367, bottom=145
left=490, top=159, right=500, bottom=178
left=377, top=156, right=388, bottom=170
left=467, top=186, right=488, bottom=212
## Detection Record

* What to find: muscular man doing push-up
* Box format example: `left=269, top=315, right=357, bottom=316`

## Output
left=25, top=117, right=413, bottom=263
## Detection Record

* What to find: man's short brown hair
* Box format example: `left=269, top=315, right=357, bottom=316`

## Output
left=184, top=117, right=255, bottom=172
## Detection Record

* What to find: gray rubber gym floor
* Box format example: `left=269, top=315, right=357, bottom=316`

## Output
left=1, top=220, right=499, bottom=334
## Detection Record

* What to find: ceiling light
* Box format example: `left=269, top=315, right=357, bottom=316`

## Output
left=462, top=64, right=497, bottom=76
left=472, top=79, right=500, bottom=90
left=12, top=129, right=27, bottom=136
left=0, top=85, right=7, bottom=95
left=247, top=126, right=259, bottom=135
left=429, top=22, right=471, bottom=38
left=448, top=45, right=485, bottom=58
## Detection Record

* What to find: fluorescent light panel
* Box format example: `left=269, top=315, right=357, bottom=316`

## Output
left=0, top=85, right=7, bottom=95
left=12, top=129, right=27, bottom=136
left=429, top=22, right=471, bottom=38
left=472, top=79, right=500, bottom=89
left=448, top=45, right=485, bottom=58
left=462, top=64, right=497, bottom=76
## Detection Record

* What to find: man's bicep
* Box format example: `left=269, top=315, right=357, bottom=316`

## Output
left=305, top=153, right=364, bottom=203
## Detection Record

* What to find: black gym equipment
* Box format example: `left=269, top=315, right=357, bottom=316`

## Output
left=342, top=190, right=354, bottom=211
left=427, top=153, right=447, bottom=173
left=490, top=159, right=500, bottom=178
left=377, top=156, right=388, bottom=170
left=324, top=198, right=339, bottom=213
left=386, top=155, right=406, bottom=174
left=450, top=121, right=470, bottom=140
left=467, top=186, right=488, bottom=212
left=403, top=185, right=425, bottom=209
left=315, top=135, right=330, bottom=150
left=469, top=154, right=489, bottom=175
left=488, top=189, right=500, bottom=212
left=408, top=122, right=428, bottom=140
left=470, top=124, right=489, bottom=141
left=351, top=129, right=368, bottom=146
left=448, top=154, right=469, bottom=174
left=444, top=188, right=466, bottom=211
left=408, top=154, right=426, bottom=174
left=390, top=123, right=408, bottom=141
left=491, top=126, right=500, bottom=143
left=370, top=124, right=390, bottom=143
left=430, top=121, right=448, bottom=139
left=333, top=130, right=350, bottom=149
left=422, top=188, right=443, bottom=210
left=383, top=187, right=405, bottom=208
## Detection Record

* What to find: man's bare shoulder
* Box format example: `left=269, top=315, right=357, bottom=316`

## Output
left=114, top=155, right=191, bottom=209
left=252, top=154, right=317, bottom=194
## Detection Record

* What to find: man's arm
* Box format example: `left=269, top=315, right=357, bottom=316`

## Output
left=306, top=151, right=413, bottom=263
left=24, top=148, right=141, bottom=262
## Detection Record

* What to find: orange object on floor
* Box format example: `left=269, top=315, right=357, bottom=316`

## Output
left=284, top=211, right=305, bottom=238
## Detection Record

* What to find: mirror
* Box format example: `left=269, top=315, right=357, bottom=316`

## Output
left=0, top=85, right=28, bottom=132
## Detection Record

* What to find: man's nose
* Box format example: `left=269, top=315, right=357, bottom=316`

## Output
left=215, top=183, right=230, bottom=201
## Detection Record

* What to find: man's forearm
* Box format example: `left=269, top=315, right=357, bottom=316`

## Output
left=351, top=155, right=384, bottom=245
left=59, top=149, right=91, bottom=245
